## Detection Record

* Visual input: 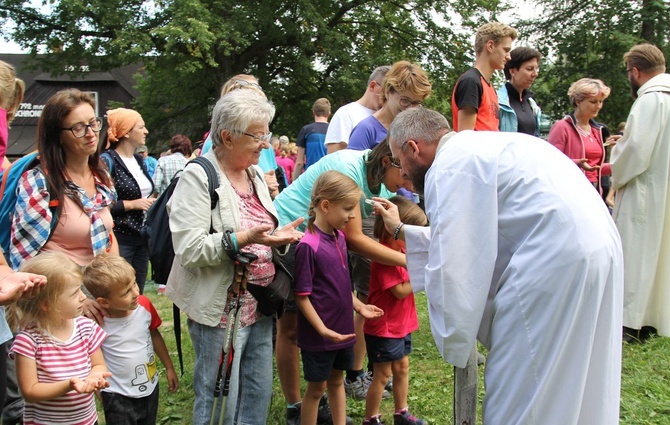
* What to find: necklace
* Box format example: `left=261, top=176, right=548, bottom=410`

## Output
left=576, top=124, right=592, bottom=139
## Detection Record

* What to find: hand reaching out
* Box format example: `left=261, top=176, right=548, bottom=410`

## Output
left=242, top=217, right=305, bottom=247
left=370, top=197, right=402, bottom=236
left=604, top=135, right=622, bottom=147
left=82, top=298, right=108, bottom=326
left=0, top=272, right=47, bottom=306
left=321, top=329, right=356, bottom=343
left=577, top=158, right=600, bottom=171
left=358, top=304, right=384, bottom=320
left=70, top=371, right=112, bottom=394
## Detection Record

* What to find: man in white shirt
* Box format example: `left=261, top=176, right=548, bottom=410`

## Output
left=324, top=66, right=389, bottom=154
left=376, top=107, right=623, bottom=425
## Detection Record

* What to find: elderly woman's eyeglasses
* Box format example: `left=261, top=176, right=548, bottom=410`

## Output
left=242, top=131, right=273, bottom=143
left=398, top=97, right=424, bottom=108
left=61, top=118, right=103, bottom=138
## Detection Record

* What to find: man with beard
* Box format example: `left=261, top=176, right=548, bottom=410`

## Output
left=374, top=107, right=623, bottom=424
left=611, top=44, right=670, bottom=343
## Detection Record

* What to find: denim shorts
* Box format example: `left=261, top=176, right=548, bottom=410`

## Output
left=365, top=334, right=412, bottom=363
left=301, top=347, right=354, bottom=382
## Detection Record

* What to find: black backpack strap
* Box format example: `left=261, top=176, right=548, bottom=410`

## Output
left=172, top=156, right=219, bottom=376
left=189, top=156, right=219, bottom=209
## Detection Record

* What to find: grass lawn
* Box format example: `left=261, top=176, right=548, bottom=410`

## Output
left=95, top=281, right=670, bottom=424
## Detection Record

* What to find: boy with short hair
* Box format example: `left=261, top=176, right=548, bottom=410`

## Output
left=83, top=254, right=178, bottom=424
left=451, top=21, right=518, bottom=131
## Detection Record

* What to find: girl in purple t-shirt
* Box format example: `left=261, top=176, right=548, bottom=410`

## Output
left=364, top=196, right=428, bottom=425
left=294, top=170, right=383, bottom=425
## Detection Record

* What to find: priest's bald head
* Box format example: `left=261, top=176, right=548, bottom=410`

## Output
left=388, top=107, right=451, bottom=195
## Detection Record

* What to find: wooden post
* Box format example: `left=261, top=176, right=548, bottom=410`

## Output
left=453, top=346, right=478, bottom=425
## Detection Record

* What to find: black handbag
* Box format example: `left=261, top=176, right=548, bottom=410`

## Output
left=247, top=250, right=293, bottom=318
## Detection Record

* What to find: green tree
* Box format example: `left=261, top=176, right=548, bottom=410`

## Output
left=1, top=0, right=506, bottom=149
left=514, top=0, right=670, bottom=130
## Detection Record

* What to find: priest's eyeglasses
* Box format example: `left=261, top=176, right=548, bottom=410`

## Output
left=61, top=118, right=103, bottom=138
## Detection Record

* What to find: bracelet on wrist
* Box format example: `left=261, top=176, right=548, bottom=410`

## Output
left=230, top=232, right=239, bottom=252
left=393, top=223, right=405, bottom=240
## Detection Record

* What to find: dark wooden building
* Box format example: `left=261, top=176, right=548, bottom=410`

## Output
left=1, top=54, right=140, bottom=159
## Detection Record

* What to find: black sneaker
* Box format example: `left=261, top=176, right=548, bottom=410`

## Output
left=393, top=410, right=426, bottom=425
left=317, top=393, right=354, bottom=425
left=287, top=402, right=301, bottom=425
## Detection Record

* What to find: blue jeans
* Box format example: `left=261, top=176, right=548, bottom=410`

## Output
left=188, top=315, right=273, bottom=425
left=118, top=243, right=149, bottom=294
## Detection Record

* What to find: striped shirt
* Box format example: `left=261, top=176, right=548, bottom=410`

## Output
left=10, top=316, right=107, bottom=425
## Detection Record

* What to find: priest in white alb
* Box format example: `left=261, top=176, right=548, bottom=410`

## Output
left=374, top=107, right=623, bottom=425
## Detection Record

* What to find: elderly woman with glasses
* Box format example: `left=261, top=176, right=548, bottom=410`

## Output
left=166, top=89, right=303, bottom=425
left=10, top=89, right=117, bottom=270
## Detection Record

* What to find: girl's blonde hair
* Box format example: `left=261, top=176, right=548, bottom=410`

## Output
left=15, top=252, right=82, bottom=332
left=0, top=60, right=25, bottom=124
left=374, top=196, right=427, bottom=243
left=220, top=74, right=265, bottom=98
left=307, top=170, right=363, bottom=232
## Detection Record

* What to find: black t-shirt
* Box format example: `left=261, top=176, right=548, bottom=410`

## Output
left=451, top=68, right=500, bottom=131
left=505, top=82, right=537, bottom=136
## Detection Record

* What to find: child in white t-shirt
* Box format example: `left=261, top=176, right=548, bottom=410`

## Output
left=83, top=254, right=178, bottom=423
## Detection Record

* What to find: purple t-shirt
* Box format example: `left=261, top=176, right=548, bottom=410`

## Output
left=294, top=226, right=355, bottom=351
left=347, top=115, right=387, bottom=151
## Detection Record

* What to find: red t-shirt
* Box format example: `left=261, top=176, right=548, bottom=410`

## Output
left=364, top=252, right=419, bottom=338
left=582, top=127, right=604, bottom=183
left=451, top=68, right=500, bottom=131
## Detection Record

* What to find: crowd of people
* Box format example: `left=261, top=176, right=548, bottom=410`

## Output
left=0, top=18, right=667, bottom=425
